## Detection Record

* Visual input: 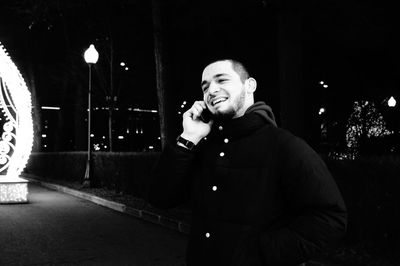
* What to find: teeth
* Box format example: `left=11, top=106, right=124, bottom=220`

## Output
left=212, top=98, right=227, bottom=105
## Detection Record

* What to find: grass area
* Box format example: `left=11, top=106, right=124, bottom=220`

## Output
left=30, top=177, right=192, bottom=225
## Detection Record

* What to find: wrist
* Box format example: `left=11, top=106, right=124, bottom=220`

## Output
left=180, top=132, right=202, bottom=145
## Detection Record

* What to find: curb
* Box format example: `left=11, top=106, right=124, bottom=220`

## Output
left=22, top=175, right=191, bottom=235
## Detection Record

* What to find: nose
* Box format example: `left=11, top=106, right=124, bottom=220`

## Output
left=208, top=81, right=220, bottom=94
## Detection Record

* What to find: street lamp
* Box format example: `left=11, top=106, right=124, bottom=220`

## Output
left=83, top=44, right=99, bottom=187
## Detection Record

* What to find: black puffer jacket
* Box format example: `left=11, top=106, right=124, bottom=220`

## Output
left=148, top=102, right=347, bottom=266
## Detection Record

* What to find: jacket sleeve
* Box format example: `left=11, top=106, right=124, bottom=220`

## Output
left=146, top=142, right=196, bottom=209
left=259, top=132, right=347, bottom=265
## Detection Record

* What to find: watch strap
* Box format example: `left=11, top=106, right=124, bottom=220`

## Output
left=176, top=135, right=196, bottom=150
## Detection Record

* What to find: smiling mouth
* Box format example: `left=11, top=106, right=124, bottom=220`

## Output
left=211, top=97, right=228, bottom=106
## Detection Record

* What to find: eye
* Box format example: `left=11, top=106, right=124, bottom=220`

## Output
left=202, top=85, right=209, bottom=93
left=217, top=79, right=228, bottom=84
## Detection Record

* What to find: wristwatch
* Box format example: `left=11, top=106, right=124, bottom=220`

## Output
left=176, top=135, right=196, bottom=150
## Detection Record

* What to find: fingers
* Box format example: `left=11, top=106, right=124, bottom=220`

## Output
left=192, top=101, right=204, bottom=119
left=184, top=101, right=207, bottom=120
left=198, top=101, right=207, bottom=109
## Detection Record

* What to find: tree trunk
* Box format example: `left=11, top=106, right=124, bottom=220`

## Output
left=108, top=105, right=114, bottom=151
left=109, top=39, right=114, bottom=152
left=151, top=0, right=168, bottom=150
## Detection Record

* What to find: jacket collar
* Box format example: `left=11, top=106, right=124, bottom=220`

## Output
left=210, top=112, right=268, bottom=139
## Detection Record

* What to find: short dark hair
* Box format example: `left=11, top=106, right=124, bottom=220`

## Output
left=206, top=59, right=250, bottom=83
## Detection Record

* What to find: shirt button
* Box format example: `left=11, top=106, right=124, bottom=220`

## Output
left=218, top=126, right=223, bottom=131
left=205, top=232, right=211, bottom=238
left=219, top=152, right=225, bottom=157
left=224, top=138, right=229, bottom=143
left=212, top=186, right=217, bottom=191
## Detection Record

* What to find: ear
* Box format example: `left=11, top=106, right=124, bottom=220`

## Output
left=245, top=77, right=257, bottom=94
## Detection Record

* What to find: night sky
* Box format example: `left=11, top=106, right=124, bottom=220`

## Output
left=1, top=0, right=399, bottom=119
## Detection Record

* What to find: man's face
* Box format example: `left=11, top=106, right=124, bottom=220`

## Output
left=201, top=61, right=247, bottom=119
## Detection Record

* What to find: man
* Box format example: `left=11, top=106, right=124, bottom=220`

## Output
left=148, top=59, right=347, bottom=266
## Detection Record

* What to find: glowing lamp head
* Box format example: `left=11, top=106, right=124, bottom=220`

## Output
left=84, top=44, right=99, bottom=64
left=388, top=96, right=396, bottom=107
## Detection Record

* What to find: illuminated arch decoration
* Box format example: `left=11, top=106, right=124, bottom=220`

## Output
left=0, top=42, right=33, bottom=203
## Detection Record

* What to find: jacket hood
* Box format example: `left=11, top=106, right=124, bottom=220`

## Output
left=245, top=101, right=277, bottom=127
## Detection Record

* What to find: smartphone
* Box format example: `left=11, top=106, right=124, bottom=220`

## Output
left=200, top=107, right=212, bottom=123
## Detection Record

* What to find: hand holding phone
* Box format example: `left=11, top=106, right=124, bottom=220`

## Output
left=181, top=101, right=213, bottom=144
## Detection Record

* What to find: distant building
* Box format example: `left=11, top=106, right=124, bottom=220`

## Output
left=39, top=106, right=161, bottom=152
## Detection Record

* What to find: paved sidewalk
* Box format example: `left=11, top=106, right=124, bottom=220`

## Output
left=22, top=174, right=192, bottom=235
left=1, top=182, right=188, bottom=266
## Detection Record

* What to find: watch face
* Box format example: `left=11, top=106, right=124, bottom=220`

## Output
left=185, top=140, right=194, bottom=149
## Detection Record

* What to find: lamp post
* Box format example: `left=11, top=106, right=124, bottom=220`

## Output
left=83, top=44, right=99, bottom=187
